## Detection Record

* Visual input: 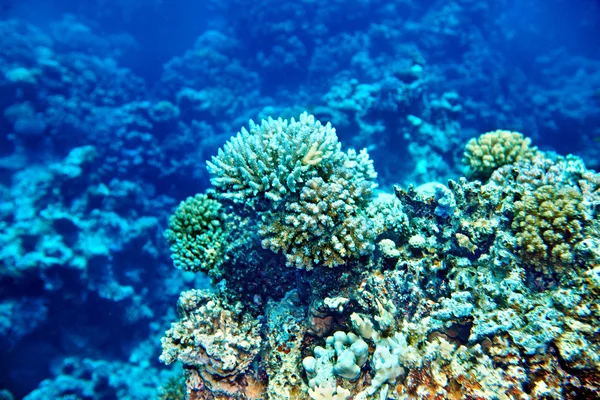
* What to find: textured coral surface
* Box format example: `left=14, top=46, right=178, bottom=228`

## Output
left=2, top=2, right=600, bottom=399
left=161, top=124, right=600, bottom=399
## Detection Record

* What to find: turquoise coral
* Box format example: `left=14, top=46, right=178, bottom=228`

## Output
left=207, top=112, right=378, bottom=269
left=207, top=112, right=344, bottom=204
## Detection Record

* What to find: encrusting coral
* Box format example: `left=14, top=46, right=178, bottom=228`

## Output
left=160, top=289, right=264, bottom=397
left=160, top=119, right=600, bottom=399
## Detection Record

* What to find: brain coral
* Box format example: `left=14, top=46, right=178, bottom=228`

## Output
left=163, top=193, right=229, bottom=278
left=463, top=130, right=537, bottom=180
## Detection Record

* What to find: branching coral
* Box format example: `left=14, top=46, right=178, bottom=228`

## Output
left=207, top=112, right=378, bottom=270
left=512, top=184, right=586, bottom=275
left=163, top=194, right=230, bottom=278
left=463, top=130, right=538, bottom=180
left=206, top=112, right=344, bottom=204
left=260, top=174, right=376, bottom=270
left=488, top=153, right=600, bottom=279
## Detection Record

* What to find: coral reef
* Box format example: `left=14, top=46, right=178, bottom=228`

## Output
left=3, top=1, right=600, bottom=398
left=162, top=124, right=600, bottom=399
left=23, top=357, right=171, bottom=400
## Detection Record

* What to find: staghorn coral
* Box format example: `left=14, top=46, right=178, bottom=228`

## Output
left=164, top=194, right=230, bottom=278
left=160, top=289, right=263, bottom=397
left=206, top=112, right=344, bottom=205
left=463, top=129, right=538, bottom=180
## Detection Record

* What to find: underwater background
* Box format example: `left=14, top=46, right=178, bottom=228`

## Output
left=0, top=0, right=599, bottom=399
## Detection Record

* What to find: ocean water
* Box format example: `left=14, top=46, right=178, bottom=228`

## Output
left=0, top=0, right=599, bottom=399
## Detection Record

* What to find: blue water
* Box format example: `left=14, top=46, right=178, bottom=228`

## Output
left=0, top=0, right=599, bottom=399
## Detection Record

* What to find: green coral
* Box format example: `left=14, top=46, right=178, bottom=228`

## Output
left=164, top=194, right=229, bottom=278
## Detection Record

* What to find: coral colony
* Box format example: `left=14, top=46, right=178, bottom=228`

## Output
left=1, top=1, right=599, bottom=399
left=161, top=116, right=600, bottom=399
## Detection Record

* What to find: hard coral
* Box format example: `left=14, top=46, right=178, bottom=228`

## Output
left=158, top=126, right=600, bottom=399
left=206, top=112, right=344, bottom=205
left=260, top=174, right=376, bottom=270
left=208, top=112, right=378, bottom=270
left=308, top=384, right=351, bottom=400
left=512, top=184, right=585, bottom=275
left=160, top=290, right=262, bottom=396
left=489, top=153, right=600, bottom=279
left=164, top=194, right=229, bottom=278
left=463, top=130, right=537, bottom=180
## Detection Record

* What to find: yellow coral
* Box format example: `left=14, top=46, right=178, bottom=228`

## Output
left=259, top=176, right=375, bottom=270
left=512, top=184, right=585, bottom=275
left=463, top=130, right=537, bottom=180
